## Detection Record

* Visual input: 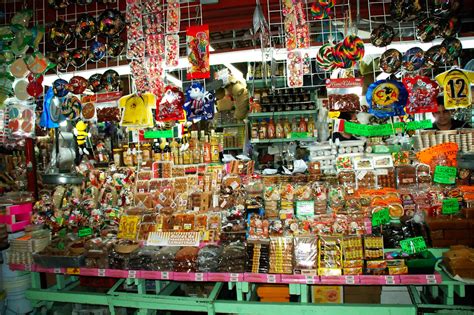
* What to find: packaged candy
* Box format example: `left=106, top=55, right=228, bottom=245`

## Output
left=318, top=236, right=342, bottom=276
left=186, top=25, right=210, bottom=80
left=326, top=78, right=363, bottom=112
left=269, top=237, right=293, bottom=274
left=246, top=240, right=270, bottom=273
left=364, top=235, right=384, bottom=260
left=156, top=85, right=185, bottom=122
left=293, top=236, right=318, bottom=274
left=217, top=242, right=246, bottom=272
left=367, top=80, right=407, bottom=118
left=402, top=75, right=439, bottom=114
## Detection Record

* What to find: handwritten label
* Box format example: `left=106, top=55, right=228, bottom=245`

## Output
left=305, top=276, right=315, bottom=284
left=78, top=227, right=93, bottom=237
left=344, top=120, right=433, bottom=137
left=128, top=270, right=137, bottom=279
left=345, top=276, right=355, bottom=284
left=98, top=269, right=106, bottom=277
left=371, top=207, right=390, bottom=226
left=195, top=273, right=204, bottom=281
left=385, top=276, right=395, bottom=284
left=416, top=143, right=458, bottom=167
left=400, top=236, right=427, bottom=254
left=442, top=198, right=460, bottom=215
left=267, top=275, right=277, bottom=283
left=434, top=166, right=457, bottom=184
left=296, top=200, right=315, bottom=218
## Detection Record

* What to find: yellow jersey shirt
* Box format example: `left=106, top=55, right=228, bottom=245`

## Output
left=435, top=68, right=474, bottom=109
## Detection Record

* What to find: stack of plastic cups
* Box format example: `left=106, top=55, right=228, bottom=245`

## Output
left=1, top=230, right=32, bottom=315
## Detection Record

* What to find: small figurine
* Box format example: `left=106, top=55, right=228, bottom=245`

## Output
left=74, top=120, right=91, bottom=165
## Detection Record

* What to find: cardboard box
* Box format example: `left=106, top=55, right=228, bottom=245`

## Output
left=313, top=286, right=343, bottom=303
left=343, top=285, right=381, bottom=304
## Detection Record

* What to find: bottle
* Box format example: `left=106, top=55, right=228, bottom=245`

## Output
left=275, top=119, right=284, bottom=139
left=283, top=118, right=292, bottom=138
left=251, top=121, right=259, bottom=140
left=307, top=118, right=315, bottom=137
left=299, top=116, right=307, bottom=132
left=259, top=120, right=267, bottom=139
left=267, top=118, right=275, bottom=139
left=291, top=117, right=298, bottom=133
left=203, top=135, right=211, bottom=163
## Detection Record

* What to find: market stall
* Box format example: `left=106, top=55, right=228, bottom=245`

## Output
left=0, top=0, right=474, bottom=314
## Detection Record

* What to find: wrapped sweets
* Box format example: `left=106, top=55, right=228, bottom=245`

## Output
left=217, top=242, right=246, bottom=273
left=174, top=246, right=200, bottom=272
left=197, top=245, right=223, bottom=272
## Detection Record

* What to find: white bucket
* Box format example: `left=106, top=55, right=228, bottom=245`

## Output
left=5, top=290, right=32, bottom=315
left=2, top=273, right=31, bottom=293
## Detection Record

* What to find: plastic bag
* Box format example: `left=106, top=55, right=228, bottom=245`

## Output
left=367, top=80, right=408, bottom=118
left=156, top=85, right=184, bottom=122
left=183, top=82, right=215, bottom=122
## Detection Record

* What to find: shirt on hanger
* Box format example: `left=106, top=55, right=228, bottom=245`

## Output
left=435, top=68, right=474, bottom=109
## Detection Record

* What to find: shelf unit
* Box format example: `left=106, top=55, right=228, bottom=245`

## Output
left=250, top=138, right=316, bottom=144
left=223, top=147, right=242, bottom=151
left=248, top=109, right=317, bottom=118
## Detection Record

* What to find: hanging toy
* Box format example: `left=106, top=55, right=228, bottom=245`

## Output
left=156, top=85, right=185, bottom=122
left=367, top=79, right=408, bottom=118
left=183, top=82, right=215, bottom=122
left=73, top=120, right=91, bottom=165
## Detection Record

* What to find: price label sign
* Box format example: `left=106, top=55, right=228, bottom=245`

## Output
left=98, top=269, right=106, bottom=277
left=345, top=276, right=355, bottom=284
left=305, top=276, right=315, bottom=284
left=230, top=273, right=239, bottom=282
left=434, top=166, right=457, bottom=184
left=78, top=227, right=93, bottom=237
left=295, top=200, right=315, bottom=219
left=195, top=273, right=204, bottom=281
left=371, top=207, right=390, bottom=226
left=400, top=236, right=427, bottom=255
left=385, top=276, right=395, bottom=285
left=161, top=272, right=169, bottom=280
left=66, top=268, right=80, bottom=275
left=442, top=198, right=460, bottom=215
left=54, top=268, right=62, bottom=274
left=128, top=270, right=137, bottom=279
left=267, top=275, right=277, bottom=283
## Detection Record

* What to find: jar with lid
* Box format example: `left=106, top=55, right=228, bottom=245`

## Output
left=142, top=144, right=151, bottom=166
left=123, top=145, right=133, bottom=166
left=113, top=148, right=123, bottom=166
left=259, top=120, right=267, bottom=139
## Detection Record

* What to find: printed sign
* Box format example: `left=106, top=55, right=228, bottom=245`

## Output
left=400, top=236, right=427, bottom=254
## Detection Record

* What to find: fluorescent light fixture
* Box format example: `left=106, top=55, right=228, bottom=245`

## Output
left=164, top=73, right=183, bottom=88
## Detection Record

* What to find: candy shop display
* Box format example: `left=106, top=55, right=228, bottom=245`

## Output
left=2, top=2, right=474, bottom=309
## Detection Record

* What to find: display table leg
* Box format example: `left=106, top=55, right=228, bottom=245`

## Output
left=55, top=274, right=66, bottom=290
left=300, top=284, right=309, bottom=303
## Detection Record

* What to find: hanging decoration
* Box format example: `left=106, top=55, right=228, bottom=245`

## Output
left=119, top=93, right=155, bottom=128
left=435, top=68, right=474, bottom=109
left=156, top=85, right=185, bottom=122
left=402, top=76, right=439, bottom=114
left=186, top=24, right=210, bottom=80
left=367, top=80, right=408, bottom=118
left=183, top=82, right=215, bottom=122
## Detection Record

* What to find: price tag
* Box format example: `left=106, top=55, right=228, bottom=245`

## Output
left=400, top=236, right=427, bottom=254
left=427, top=278, right=437, bottom=284
left=267, top=275, right=276, bottom=283
left=128, top=270, right=137, bottom=279
left=426, top=275, right=436, bottom=284
left=78, top=227, right=93, bottom=237
left=434, top=166, right=457, bottom=184
left=385, top=276, right=395, bottom=284
left=161, top=271, right=169, bottom=280
left=54, top=268, right=62, bottom=274
left=295, top=200, right=315, bottom=218
left=230, top=273, right=239, bottom=282
left=442, top=198, right=460, bottom=215
left=345, top=276, right=355, bottom=284
left=371, top=207, right=390, bottom=226
left=195, top=273, right=204, bottom=281
left=98, top=269, right=106, bottom=277
left=305, top=276, right=315, bottom=284
left=24, top=264, right=32, bottom=271
left=66, top=268, right=80, bottom=275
